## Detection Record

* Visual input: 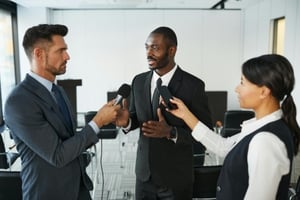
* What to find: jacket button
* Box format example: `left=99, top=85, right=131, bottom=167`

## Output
left=217, top=186, right=221, bottom=192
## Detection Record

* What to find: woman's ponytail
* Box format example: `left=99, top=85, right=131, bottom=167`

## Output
left=281, top=95, right=300, bottom=155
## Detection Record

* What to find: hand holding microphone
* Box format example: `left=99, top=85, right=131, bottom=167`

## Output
left=93, top=84, right=131, bottom=128
left=114, top=84, right=131, bottom=105
left=92, top=101, right=120, bottom=128
left=158, top=86, right=178, bottom=110
left=112, top=84, right=131, bottom=128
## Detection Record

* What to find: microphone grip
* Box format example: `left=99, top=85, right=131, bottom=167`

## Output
left=114, top=95, right=122, bottom=105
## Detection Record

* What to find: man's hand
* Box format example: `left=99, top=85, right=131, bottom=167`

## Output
left=115, top=99, right=130, bottom=128
left=142, top=108, right=172, bottom=138
left=92, top=100, right=120, bottom=128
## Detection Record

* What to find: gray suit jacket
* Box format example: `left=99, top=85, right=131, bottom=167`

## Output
left=128, top=67, right=212, bottom=196
left=4, top=74, right=99, bottom=200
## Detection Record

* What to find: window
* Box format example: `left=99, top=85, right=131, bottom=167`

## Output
left=272, top=17, right=285, bottom=55
left=0, top=1, right=19, bottom=125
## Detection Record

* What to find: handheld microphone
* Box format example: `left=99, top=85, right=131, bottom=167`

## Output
left=114, top=84, right=131, bottom=105
left=158, top=86, right=178, bottom=109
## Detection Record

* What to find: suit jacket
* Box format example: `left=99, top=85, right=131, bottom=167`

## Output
left=128, top=67, right=212, bottom=195
left=4, top=74, right=99, bottom=200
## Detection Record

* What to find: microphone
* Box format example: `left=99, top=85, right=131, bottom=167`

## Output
left=114, top=84, right=131, bottom=105
left=158, top=86, right=178, bottom=109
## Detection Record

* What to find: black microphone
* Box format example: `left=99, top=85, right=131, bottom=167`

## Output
left=114, top=84, right=131, bottom=105
left=158, top=86, right=178, bottom=109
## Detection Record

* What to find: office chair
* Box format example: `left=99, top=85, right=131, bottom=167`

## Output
left=0, top=171, right=22, bottom=200
left=220, top=110, right=254, bottom=138
left=84, top=111, right=118, bottom=139
left=193, top=138, right=207, bottom=167
left=0, top=126, right=19, bottom=170
left=193, top=165, right=222, bottom=199
left=84, top=111, right=97, bottom=124
left=289, top=176, right=300, bottom=200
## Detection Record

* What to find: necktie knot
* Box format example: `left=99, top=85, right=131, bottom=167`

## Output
left=156, top=78, right=162, bottom=88
left=52, top=83, right=59, bottom=94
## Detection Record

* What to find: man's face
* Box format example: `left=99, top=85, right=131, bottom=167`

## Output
left=44, top=35, right=70, bottom=76
left=145, top=33, right=170, bottom=70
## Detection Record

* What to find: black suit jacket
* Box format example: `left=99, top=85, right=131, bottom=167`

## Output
left=4, top=74, right=99, bottom=200
left=128, top=67, right=212, bottom=194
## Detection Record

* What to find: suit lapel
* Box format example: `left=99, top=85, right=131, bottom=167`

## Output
left=168, top=66, right=183, bottom=94
left=144, top=68, right=183, bottom=119
left=24, top=75, right=57, bottom=108
left=23, top=75, right=74, bottom=134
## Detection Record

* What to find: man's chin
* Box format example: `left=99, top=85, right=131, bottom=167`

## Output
left=61, top=66, right=67, bottom=73
left=56, top=69, right=66, bottom=75
left=149, top=65, right=159, bottom=70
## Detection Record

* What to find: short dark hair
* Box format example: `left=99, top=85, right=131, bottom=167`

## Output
left=22, top=24, right=68, bottom=59
left=151, top=26, right=177, bottom=47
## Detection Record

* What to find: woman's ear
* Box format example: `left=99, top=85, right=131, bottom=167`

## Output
left=260, top=86, right=271, bottom=99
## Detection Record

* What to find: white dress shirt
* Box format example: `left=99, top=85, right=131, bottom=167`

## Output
left=191, top=109, right=291, bottom=200
left=151, top=65, right=177, bottom=100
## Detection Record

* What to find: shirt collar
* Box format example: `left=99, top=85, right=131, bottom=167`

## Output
left=240, top=109, right=283, bottom=136
left=28, top=71, right=54, bottom=92
left=152, top=64, right=178, bottom=86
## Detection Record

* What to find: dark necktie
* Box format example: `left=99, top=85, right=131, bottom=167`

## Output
left=152, top=78, right=162, bottom=120
left=52, top=84, right=72, bottom=128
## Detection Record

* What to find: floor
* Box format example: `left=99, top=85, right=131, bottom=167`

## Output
left=87, top=129, right=138, bottom=200
left=86, top=129, right=222, bottom=200
left=3, top=117, right=300, bottom=200
left=86, top=128, right=300, bottom=200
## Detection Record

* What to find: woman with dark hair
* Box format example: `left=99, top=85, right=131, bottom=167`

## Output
left=166, top=54, right=300, bottom=199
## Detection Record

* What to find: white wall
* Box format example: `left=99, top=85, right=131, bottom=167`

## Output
left=242, top=0, right=300, bottom=122
left=16, top=0, right=300, bottom=123
left=17, top=6, right=50, bottom=79
left=17, top=8, right=242, bottom=112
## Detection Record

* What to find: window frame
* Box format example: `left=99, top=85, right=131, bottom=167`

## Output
left=0, top=1, right=20, bottom=126
left=272, top=17, right=285, bottom=55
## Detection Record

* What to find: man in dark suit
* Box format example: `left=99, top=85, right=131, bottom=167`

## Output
left=4, top=24, right=120, bottom=200
left=116, top=27, right=213, bottom=199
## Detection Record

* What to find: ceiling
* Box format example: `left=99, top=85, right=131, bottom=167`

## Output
left=9, top=0, right=249, bottom=10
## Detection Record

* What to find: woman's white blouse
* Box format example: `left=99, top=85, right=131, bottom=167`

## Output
left=191, top=109, right=291, bottom=200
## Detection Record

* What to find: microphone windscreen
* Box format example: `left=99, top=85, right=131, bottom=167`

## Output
left=117, top=84, right=131, bottom=98
left=158, top=86, right=177, bottom=109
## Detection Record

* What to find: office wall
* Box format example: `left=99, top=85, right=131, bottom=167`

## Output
left=16, top=0, right=300, bottom=123
left=242, top=0, right=300, bottom=122
left=17, top=7, right=242, bottom=113
left=49, top=9, right=242, bottom=113
left=17, top=7, right=49, bottom=78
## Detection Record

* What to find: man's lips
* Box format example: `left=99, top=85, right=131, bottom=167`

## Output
left=147, top=58, right=156, bottom=65
left=148, top=60, right=155, bottom=65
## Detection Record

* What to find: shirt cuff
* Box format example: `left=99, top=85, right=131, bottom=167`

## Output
left=89, top=120, right=100, bottom=134
left=122, top=118, right=132, bottom=132
left=169, top=135, right=177, bottom=143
